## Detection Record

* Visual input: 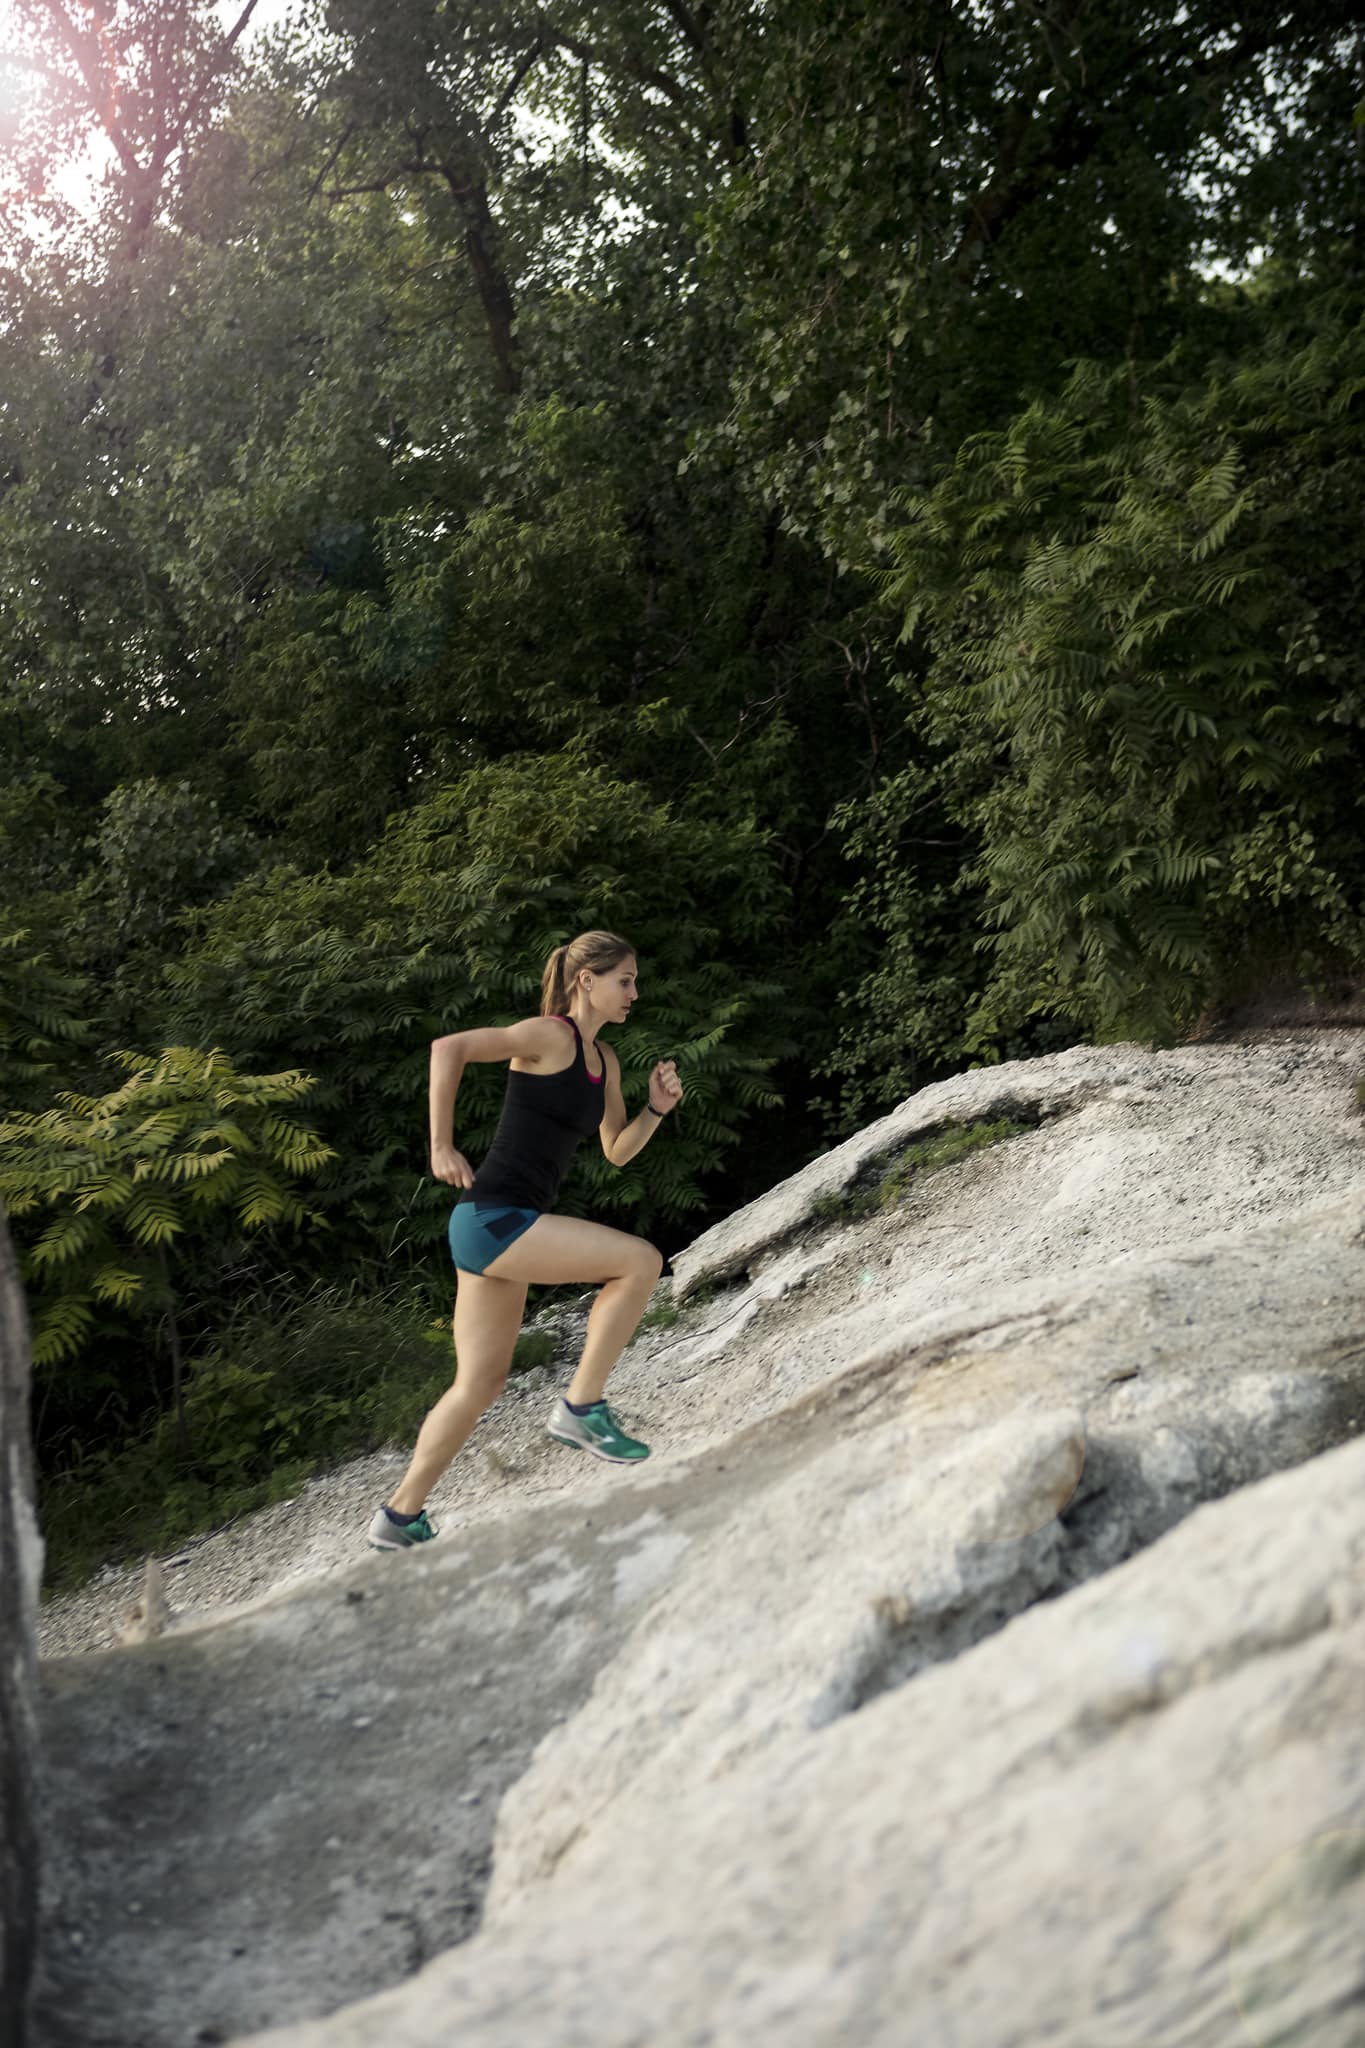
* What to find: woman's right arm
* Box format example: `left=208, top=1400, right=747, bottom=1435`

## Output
left=428, top=1019, right=561, bottom=1187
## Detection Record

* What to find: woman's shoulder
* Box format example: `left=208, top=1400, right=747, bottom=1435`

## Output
left=495, top=1014, right=576, bottom=1065
left=524, top=1014, right=577, bottom=1046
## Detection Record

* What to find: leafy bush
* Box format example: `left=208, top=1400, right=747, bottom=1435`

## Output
left=0, top=1045, right=336, bottom=1478
left=39, top=1276, right=450, bottom=1592
left=0, top=929, right=90, bottom=1113
left=0, top=1046, right=334, bottom=1367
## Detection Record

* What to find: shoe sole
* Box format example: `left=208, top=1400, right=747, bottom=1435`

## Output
left=546, top=1424, right=649, bottom=1464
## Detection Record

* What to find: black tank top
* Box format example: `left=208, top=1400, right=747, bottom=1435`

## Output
left=458, top=1015, right=607, bottom=1213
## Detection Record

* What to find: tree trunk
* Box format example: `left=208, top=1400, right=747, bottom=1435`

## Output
left=441, top=161, right=522, bottom=398
left=0, top=1202, right=41, bottom=2048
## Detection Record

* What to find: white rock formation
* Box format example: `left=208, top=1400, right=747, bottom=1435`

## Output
left=30, top=1034, right=1365, bottom=2048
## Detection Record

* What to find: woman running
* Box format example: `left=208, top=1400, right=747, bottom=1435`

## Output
left=367, top=929, right=683, bottom=1550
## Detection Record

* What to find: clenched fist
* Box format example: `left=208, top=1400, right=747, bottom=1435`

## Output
left=431, top=1141, right=475, bottom=1187
left=648, top=1059, right=684, bottom=1115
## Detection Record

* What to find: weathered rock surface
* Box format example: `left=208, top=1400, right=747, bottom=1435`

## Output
left=1, top=1208, right=43, bottom=2048
left=28, top=1033, right=1365, bottom=2048
left=244, top=1432, right=1365, bottom=2048
left=670, top=1035, right=1362, bottom=1300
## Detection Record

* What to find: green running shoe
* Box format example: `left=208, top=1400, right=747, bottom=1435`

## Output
left=367, top=1505, right=438, bottom=1550
left=547, top=1396, right=650, bottom=1463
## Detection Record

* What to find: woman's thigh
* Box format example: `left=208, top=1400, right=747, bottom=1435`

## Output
left=482, top=1213, right=661, bottom=1287
left=452, top=1270, right=529, bottom=1397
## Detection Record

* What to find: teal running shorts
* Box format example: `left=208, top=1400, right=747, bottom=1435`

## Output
left=448, top=1201, right=541, bottom=1275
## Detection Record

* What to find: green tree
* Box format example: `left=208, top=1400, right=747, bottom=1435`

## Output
left=871, top=311, right=1365, bottom=1053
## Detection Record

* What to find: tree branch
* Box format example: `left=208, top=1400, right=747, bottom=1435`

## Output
left=34, top=0, right=140, bottom=177
left=307, top=120, right=357, bottom=200
left=950, top=0, right=1089, bottom=283
left=950, top=5, right=1297, bottom=285
left=177, top=0, right=260, bottom=140
left=661, top=0, right=708, bottom=59
left=326, top=166, right=428, bottom=198
left=541, top=25, right=691, bottom=109
left=493, top=39, right=543, bottom=121
left=31, top=0, right=260, bottom=273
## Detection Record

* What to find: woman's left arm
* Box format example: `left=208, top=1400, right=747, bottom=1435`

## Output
left=601, top=1048, right=684, bottom=1166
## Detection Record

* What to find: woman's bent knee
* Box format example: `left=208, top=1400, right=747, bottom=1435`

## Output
left=632, top=1241, right=664, bottom=1284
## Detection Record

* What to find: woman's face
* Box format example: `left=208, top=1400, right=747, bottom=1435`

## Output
left=587, top=955, right=638, bottom=1022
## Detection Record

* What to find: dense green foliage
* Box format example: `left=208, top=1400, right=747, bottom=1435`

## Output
left=39, top=1275, right=456, bottom=1592
left=876, top=308, right=1365, bottom=1051
left=1, top=0, right=1362, bottom=1578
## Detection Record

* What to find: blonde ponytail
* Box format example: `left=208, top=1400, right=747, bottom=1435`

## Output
left=539, top=930, right=636, bottom=1014
left=539, top=944, right=573, bottom=1017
